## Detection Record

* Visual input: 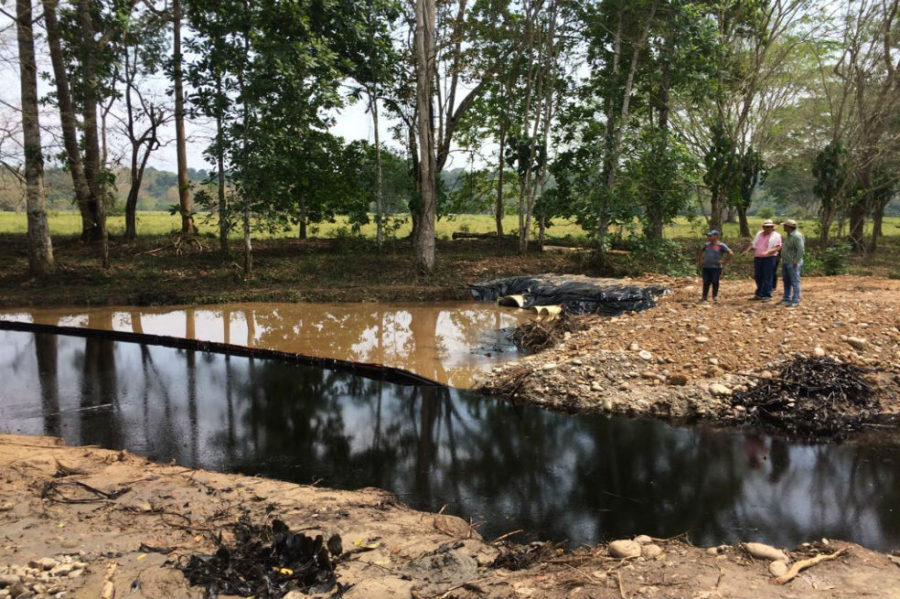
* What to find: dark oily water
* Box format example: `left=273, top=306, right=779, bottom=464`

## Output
left=2, top=330, right=899, bottom=551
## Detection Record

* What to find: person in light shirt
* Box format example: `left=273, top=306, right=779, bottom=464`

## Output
left=741, top=219, right=782, bottom=301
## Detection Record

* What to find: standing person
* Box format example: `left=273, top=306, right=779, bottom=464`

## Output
left=697, top=230, right=733, bottom=302
left=742, top=219, right=782, bottom=301
left=779, top=219, right=804, bottom=307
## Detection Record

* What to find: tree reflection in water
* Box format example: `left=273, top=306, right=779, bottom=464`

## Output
left=1, top=329, right=899, bottom=551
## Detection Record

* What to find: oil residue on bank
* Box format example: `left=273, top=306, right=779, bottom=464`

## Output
left=1, top=329, right=899, bottom=552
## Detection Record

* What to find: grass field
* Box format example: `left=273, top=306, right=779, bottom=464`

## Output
left=1, top=210, right=898, bottom=241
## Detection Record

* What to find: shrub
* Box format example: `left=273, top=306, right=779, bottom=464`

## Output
left=819, top=242, right=851, bottom=275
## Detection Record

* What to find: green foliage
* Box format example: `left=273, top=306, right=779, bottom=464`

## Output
left=621, top=238, right=695, bottom=277
left=812, top=141, right=850, bottom=213
left=818, top=242, right=852, bottom=276
left=756, top=206, right=774, bottom=219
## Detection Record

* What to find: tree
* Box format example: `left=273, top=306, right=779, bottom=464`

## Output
left=812, top=140, right=850, bottom=243
left=16, top=0, right=54, bottom=274
left=413, top=0, right=437, bottom=274
left=116, top=7, right=171, bottom=240
left=172, top=0, right=194, bottom=234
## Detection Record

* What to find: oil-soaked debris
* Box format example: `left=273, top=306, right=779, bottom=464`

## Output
left=470, top=274, right=669, bottom=315
left=179, top=516, right=343, bottom=599
left=512, top=312, right=588, bottom=353
left=731, top=356, right=876, bottom=438
left=491, top=541, right=560, bottom=571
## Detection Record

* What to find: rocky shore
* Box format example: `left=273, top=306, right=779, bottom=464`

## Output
left=481, top=276, right=900, bottom=437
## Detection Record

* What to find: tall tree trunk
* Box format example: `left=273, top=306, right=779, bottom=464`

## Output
left=77, top=0, right=109, bottom=267
left=243, top=207, right=252, bottom=275
left=819, top=202, right=836, bottom=244
left=709, top=189, right=725, bottom=234
left=173, top=0, right=194, bottom=234
left=297, top=195, right=307, bottom=239
left=41, top=0, right=92, bottom=240
left=413, top=0, right=437, bottom=275
left=17, top=0, right=54, bottom=275
left=216, top=76, right=228, bottom=253
left=737, top=206, right=750, bottom=237
left=370, top=90, right=384, bottom=248
left=495, top=125, right=506, bottom=237
left=125, top=140, right=155, bottom=240
left=848, top=169, right=869, bottom=253
left=869, top=193, right=889, bottom=252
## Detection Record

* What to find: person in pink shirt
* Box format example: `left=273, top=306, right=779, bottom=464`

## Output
left=741, top=219, right=782, bottom=301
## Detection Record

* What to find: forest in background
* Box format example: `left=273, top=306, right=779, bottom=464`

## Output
left=4, top=0, right=899, bottom=277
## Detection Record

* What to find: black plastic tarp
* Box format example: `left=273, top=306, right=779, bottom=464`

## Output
left=469, top=274, right=669, bottom=316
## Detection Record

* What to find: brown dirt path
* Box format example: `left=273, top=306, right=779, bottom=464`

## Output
left=482, top=276, right=900, bottom=432
left=1, top=435, right=899, bottom=599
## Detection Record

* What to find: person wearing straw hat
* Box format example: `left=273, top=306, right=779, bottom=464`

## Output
left=778, top=219, right=804, bottom=307
left=697, top=229, right=733, bottom=302
left=741, top=219, right=782, bottom=301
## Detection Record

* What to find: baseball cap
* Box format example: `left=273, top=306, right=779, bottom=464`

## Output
left=706, top=230, right=719, bottom=236
left=781, top=219, right=797, bottom=228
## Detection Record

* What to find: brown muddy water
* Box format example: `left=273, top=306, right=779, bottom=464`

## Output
left=0, top=303, right=528, bottom=388
left=1, top=329, right=900, bottom=551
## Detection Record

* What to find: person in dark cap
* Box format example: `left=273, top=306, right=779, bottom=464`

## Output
left=778, top=219, right=804, bottom=306
left=697, top=230, right=733, bottom=302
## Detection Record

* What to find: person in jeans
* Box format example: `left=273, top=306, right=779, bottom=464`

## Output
left=698, top=230, right=733, bottom=301
left=742, top=219, right=782, bottom=301
left=778, top=219, right=804, bottom=307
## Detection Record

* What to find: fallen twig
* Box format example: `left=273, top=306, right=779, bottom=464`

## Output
left=773, top=548, right=848, bottom=585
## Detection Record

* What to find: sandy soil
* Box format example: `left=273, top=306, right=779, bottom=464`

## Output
left=481, top=276, right=900, bottom=434
left=1, top=434, right=899, bottom=599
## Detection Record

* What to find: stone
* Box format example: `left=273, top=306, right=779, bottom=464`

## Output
left=633, top=535, right=652, bottom=545
left=743, top=542, right=788, bottom=562
left=629, top=342, right=641, bottom=351
left=813, top=346, right=826, bottom=357
left=769, top=560, right=789, bottom=577
left=541, top=363, right=558, bottom=371
left=642, top=544, right=663, bottom=559
left=638, top=350, right=653, bottom=361
left=68, top=570, right=84, bottom=579
left=608, top=540, right=642, bottom=559
left=709, top=383, right=731, bottom=396
left=697, top=325, right=710, bottom=334
left=29, top=558, right=57, bottom=571
left=666, top=374, right=689, bottom=386
left=708, top=358, right=719, bottom=366
left=846, top=337, right=867, bottom=351
left=640, top=370, right=659, bottom=380
left=695, top=336, right=709, bottom=344
left=705, top=547, right=719, bottom=555
left=0, top=575, right=20, bottom=588
left=49, top=564, right=74, bottom=577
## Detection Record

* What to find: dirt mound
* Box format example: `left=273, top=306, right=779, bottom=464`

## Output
left=179, top=517, right=343, bottom=599
left=731, top=356, right=877, bottom=438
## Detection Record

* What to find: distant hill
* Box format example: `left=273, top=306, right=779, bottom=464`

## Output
left=0, top=166, right=209, bottom=212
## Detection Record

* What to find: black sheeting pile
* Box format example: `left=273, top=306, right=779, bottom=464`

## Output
left=179, top=517, right=343, bottom=599
left=731, top=356, right=877, bottom=438
left=470, top=274, right=668, bottom=315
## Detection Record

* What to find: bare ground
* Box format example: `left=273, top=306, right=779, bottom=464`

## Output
left=481, top=276, right=900, bottom=436
left=1, top=435, right=899, bottom=599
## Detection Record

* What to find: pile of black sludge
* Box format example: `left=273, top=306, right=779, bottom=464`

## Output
left=731, top=355, right=876, bottom=438
left=179, top=517, right=343, bottom=599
